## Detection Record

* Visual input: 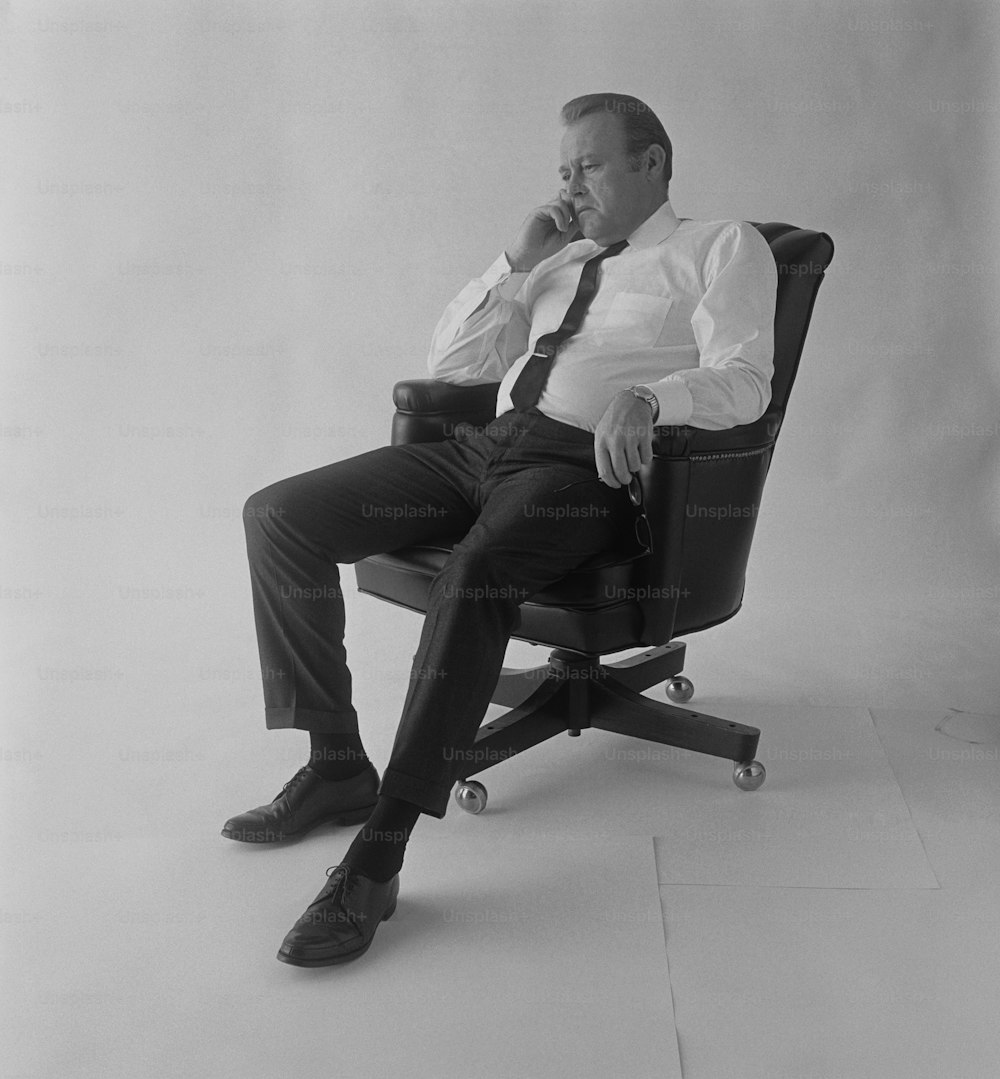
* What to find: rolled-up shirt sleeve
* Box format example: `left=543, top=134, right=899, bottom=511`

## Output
left=646, top=221, right=777, bottom=430
left=427, top=253, right=532, bottom=384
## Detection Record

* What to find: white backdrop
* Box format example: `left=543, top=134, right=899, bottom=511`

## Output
left=2, top=0, right=998, bottom=772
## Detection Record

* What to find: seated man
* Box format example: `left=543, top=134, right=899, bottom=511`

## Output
left=223, top=92, right=777, bottom=967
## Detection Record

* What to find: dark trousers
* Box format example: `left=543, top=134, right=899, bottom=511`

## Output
left=243, top=406, right=638, bottom=818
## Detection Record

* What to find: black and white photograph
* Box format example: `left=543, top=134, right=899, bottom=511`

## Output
left=2, top=1, right=998, bottom=1076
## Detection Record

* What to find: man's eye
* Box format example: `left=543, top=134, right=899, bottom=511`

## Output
left=583, top=164, right=598, bottom=172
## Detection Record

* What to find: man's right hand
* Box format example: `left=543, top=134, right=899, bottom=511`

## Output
left=505, top=191, right=583, bottom=273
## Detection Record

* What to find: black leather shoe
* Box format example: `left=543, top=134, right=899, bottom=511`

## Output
left=221, top=764, right=378, bottom=843
left=276, top=864, right=400, bottom=967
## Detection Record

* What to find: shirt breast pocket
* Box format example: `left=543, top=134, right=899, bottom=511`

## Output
left=600, top=292, right=673, bottom=347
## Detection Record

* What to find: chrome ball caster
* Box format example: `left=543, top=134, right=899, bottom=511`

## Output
left=665, top=675, right=694, bottom=703
left=733, top=760, right=766, bottom=792
left=454, top=780, right=488, bottom=814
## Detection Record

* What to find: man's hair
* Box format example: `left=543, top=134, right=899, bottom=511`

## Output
left=560, top=93, right=672, bottom=192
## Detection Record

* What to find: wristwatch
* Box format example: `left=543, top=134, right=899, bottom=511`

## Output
left=628, top=384, right=660, bottom=423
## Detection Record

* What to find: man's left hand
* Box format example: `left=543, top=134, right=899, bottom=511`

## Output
left=594, top=390, right=656, bottom=487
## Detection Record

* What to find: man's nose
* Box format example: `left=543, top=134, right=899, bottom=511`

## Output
left=567, top=167, right=587, bottom=197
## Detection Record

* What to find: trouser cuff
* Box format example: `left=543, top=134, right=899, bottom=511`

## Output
left=264, top=706, right=360, bottom=733
left=379, top=766, right=452, bottom=819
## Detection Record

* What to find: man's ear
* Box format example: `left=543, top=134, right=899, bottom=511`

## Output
left=645, top=144, right=667, bottom=183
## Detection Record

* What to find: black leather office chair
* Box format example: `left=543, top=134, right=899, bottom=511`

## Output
left=355, top=222, right=834, bottom=813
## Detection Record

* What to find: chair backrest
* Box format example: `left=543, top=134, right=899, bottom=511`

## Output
left=753, top=223, right=835, bottom=414
left=630, top=222, right=834, bottom=644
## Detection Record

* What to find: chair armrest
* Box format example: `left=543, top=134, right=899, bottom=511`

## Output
left=391, top=380, right=501, bottom=445
left=393, top=379, right=501, bottom=415
left=632, top=409, right=781, bottom=643
left=651, top=408, right=782, bottom=457
left=392, top=378, right=781, bottom=452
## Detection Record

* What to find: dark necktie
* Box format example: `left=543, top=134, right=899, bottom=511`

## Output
left=509, top=238, right=628, bottom=411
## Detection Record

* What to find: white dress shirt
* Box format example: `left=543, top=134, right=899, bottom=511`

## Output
left=427, top=201, right=778, bottom=432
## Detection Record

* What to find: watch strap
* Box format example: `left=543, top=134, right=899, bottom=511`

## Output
left=630, top=385, right=659, bottom=423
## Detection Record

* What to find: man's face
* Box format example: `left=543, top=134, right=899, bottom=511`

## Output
left=559, top=110, right=664, bottom=246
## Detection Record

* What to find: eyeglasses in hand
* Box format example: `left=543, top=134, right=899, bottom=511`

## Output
left=553, top=473, right=652, bottom=555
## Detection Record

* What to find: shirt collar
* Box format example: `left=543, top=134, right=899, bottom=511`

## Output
left=625, top=200, right=680, bottom=250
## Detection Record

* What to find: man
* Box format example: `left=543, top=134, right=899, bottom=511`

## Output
left=224, top=93, right=776, bottom=967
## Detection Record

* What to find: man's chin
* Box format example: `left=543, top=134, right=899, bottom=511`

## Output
left=578, top=219, right=618, bottom=247
left=578, top=221, right=606, bottom=244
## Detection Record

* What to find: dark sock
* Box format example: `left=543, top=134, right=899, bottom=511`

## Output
left=308, top=731, right=370, bottom=781
left=341, top=796, right=421, bottom=882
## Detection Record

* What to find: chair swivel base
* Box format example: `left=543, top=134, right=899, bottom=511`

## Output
left=453, top=641, right=766, bottom=813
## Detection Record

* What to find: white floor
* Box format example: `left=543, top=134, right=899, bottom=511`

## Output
left=4, top=620, right=999, bottom=1079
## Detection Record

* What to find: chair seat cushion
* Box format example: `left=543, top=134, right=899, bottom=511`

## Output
left=358, top=538, right=640, bottom=609
left=354, top=541, right=648, bottom=653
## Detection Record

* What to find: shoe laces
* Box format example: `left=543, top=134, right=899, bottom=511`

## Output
left=275, top=766, right=311, bottom=800
left=320, top=864, right=351, bottom=903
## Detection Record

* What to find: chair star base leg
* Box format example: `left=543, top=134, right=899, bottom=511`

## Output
left=459, top=646, right=760, bottom=779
